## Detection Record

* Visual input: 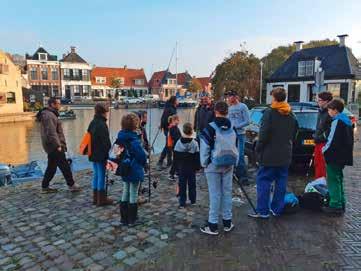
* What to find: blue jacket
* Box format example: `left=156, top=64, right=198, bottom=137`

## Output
left=117, top=130, right=147, bottom=183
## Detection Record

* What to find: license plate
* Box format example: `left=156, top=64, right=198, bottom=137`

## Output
left=303, top=139, right=315, bottom=146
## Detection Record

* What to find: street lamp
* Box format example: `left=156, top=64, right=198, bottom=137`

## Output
left=259, top=61, right=264, bottom=104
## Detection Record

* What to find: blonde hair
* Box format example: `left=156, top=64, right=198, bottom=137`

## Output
left=168, top=114, right=179, bottom=124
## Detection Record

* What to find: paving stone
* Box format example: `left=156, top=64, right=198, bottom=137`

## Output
left=123, top=256, right=139, bottom=266
left=148, top=229, right=161, bottom=236
left=3, top=264, right=17, bottom=271
left=92, top=251, right=107, bottom=261
left=113, top=250, right=127, bottom=261
left=88, top=263, right=104, bottom=271
left=125, top=246, right=137, bottom=254
left=160, top=234, right=169, bottom=240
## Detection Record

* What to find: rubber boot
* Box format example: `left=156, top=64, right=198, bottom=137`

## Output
left=97, top=191, right=114, bottom=206
left=119, top=201, right=128, bottom=226
left=93, top=190, right=97, bottom=205
left=166, top=149, right=173, bottom=167
left=128, top=203, right=143, bottom=227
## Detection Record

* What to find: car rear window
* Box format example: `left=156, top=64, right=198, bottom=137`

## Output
left=294, top=112, right=318, bottom=130
left=250, top=110, right=264, bottom=125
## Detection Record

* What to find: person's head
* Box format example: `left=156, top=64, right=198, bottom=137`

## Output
left=214, top=101, right=228, bottom=117
left=317, top=91, right=333, bottom=109
left=327, top=98, right=344, bottom=118
left=169, top=114, right=180, bottom=126
left=225, top=90, right=239, bottom=105
left=48, top=97, right=61, bottom=111
left=168, top=96, right=178, bottom=107
left=182, top=122, right=193, bottom=137
left=121, top=113, right=140, bottom=131
left=94, top=103, right=109, bottom=118
left=271, top=87, right=287, bottom=103
left=199, top=92, right=211, bottom=106
left=137, top=110, right=147, bottom=125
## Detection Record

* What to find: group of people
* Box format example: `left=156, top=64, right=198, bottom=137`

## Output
left=37, top=86, right=354, bottom=235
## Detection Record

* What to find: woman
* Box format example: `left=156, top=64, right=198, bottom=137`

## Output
left=117, top=113, right=147, bottom=226
left=87, top=103, right=113, bottom=206
left=157, top=96, right=178, bottom=170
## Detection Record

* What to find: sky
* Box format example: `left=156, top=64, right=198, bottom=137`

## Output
left=1, top=0, right=361, bottom=79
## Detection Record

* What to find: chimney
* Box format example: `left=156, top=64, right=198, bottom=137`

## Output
left=62, top=54, right=66, bottom=59
left=124, top=65, right=127, bottom=70
left=70, top=46, right=76, bottom=53
left=294, top=41, right=304, bottom=52
left=337, top=34, right=348, bottom=47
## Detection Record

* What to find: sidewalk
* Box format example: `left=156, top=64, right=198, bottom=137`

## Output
left=0, top=139, right=360, bottom=270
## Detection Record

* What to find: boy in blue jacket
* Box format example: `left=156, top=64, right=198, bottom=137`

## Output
left=322, top=98, right=354, bottom=215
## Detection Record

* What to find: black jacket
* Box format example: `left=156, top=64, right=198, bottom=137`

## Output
left=323, top=113, right=353, bottom=166
left=140, top=123, right=149, bottom=151
left=194, top=104, right=215, bottom=134
left=256, top=108, right=297, bottom=167
left=87, top=114, right=112, bottom=162
left=160, top=102, right=177, bottom=131
left=169, top=125, right=181, bottom=147
left=313, top=108, right=332, bottom=144
left=174, top=137, right=201, bottom=171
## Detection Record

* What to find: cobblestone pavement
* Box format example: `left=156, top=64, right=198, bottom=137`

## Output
left=0, top=136, right=360, bottom=270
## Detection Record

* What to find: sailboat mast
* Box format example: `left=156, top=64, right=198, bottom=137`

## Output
left=175, top=41, right=178, bottom=96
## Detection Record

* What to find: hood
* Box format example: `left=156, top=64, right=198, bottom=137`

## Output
left=334, top=112, right=352, bottom=126
left=271, top=101, right=291, bottom=115
left=180, top=137, right=193, bottom=144
left=175, top=137, right=197, bottom=153
left=117, top=130, right=139, bottom=144
left=36, top=107, right=59, bottom=121
left=214, top=117, right=232, bottom=130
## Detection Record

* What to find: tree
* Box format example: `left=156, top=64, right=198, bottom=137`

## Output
left=188, top=78, right=203, bottom=93
left=212, top=48, right=261, bottom=101
left=110, top=77, right=122, bottom=100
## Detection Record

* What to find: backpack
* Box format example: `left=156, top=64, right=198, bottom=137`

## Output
left=209, top=122, right=238, bottom=167
left=79, top=132, right=92, bottom=157
left=298, top=192, right=329, bottom=211
left=112, top=139, right=133, bottom=177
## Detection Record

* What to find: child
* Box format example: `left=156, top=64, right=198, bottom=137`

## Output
left=116, top=113, right=147, bottom=226
left=199, top=101, right=238, bottom=235
left=322, top=98, right=354, bottom=215
left=174, top=123, right=201, bottom=208
left=167, top=115, right=181, bottom=181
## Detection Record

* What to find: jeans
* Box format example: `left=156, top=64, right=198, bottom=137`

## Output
left=122, top=182, right=140, bottom=203
left=178, top=168, right=196, bottom=206
left=42, top=150, right=75, bottom=188
left=236, top=134, right=248, bottom=180
left=326, top=164, right=345, bottom=209
left=92, top=162, right=106, bottom=191
left=256, top=166, right=288, bottom=215
left=205, top=168, right=233, bottom=224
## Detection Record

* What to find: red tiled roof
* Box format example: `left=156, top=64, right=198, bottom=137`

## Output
left=149, top=70, right=167, bottom=88
left=176, top=72, right=189, bottom=86
left=196, top=77, right=211, bottom=90
left=91, top=67, right=148, bottom=87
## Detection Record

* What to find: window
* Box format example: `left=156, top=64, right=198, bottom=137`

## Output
left=295, top=112, right=318, bottom=130
left=167, top=79, right=176, bottom=85
left=30, top=67, right=37, bottom=80
left=6, top=92, right=16, bottom=103
left=73, top=85, right=80, bottom=96
left=298, top=60, right=314, bottom=77
left=38, top=53, right=47, bottom=61
left=95, top=77, right=106, bottom=84
left=327, top=83, right=341, bottom=97
left=52, top=86, right=59, bottom=97
left=83, top=85, right=90, bottom=95
left=134, top=79, right=144, bottom=85
left=0, top=64, right=9, bottom=74
left=41, top=67, right=48, bottom=80
left=287, top=84, right=300, bottom=102
left=51, top=67, right=58, bottom=80
left=82, top=70, right=90, bottom=81
left=250, top=110, right=264, bottom=125
left=73, top=69, right=80, bottom=79
left=63, top=69, right=70, bottom=79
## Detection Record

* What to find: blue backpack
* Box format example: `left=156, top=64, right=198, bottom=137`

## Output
left=209, top=122, right=238, bottom=167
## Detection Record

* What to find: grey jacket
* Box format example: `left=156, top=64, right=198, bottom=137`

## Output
left=38, top=108, right=67, bottom=154
left=228, top=102, right=250, bottom=135
left=256, top=108, right=297, bottom=167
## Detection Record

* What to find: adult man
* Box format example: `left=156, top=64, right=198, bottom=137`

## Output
left=226, top=90, right=250, bottom=184
left=157, top=96, right=178, bottom=170
left=249, top=88, right=297, bottom=218
left=194, top=92, right=214, bottom=137
left=37, top=97, right=81, bottom=193
left=313, top=91, right=333, bottom=178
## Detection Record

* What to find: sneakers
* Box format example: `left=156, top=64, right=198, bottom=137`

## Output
left=247, top=213, right=270, bottom=219
left=69, top=184, right=81, bottom=192
left=41, top=187, right=58, bottom=194
left=200, top=223, right=219, bottom=236
left=270, top=209, right=281, bottom=217
left=322, top=206, right=344, bottom=216
left=168, top=175, right=176, bottom=182
left=223, top=220, right=235, bottom=232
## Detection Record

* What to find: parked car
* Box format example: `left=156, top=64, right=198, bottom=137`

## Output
left=143, top=94, right=160, bottom=102
left=60, top=98, right=72, bottom=105
left=245, top=106, right=319, bottom=167
left=124, top=97, right=143, bottom=104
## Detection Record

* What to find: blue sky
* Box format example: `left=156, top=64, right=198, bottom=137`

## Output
left=1, top=0, right=361, bottom=78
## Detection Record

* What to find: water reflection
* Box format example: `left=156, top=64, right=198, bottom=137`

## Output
left=0, top=108, right=195, bottom=165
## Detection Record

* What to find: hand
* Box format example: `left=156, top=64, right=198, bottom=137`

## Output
left=57, top=147, right=62, bottom=152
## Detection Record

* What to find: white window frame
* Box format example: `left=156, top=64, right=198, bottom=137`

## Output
left=38, top=53, right=48, bottom=61
left=298, top=60, right=314, bottom=77
left=96, top=77, right=106, bottom=84
left=134, top=79, right=144, bottom=86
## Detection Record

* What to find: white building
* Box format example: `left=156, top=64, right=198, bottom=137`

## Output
left=60, top=47, right=92, bottom=100
left=266, top=35, right=361, bottom=104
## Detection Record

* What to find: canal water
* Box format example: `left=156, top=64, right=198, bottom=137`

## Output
left=0, top=108, right=195, bottom=165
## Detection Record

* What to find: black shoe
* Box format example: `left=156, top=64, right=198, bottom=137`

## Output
left=322, top=206, right=343, bottom=216
left=200, top=222, right=219, bottom=235
left=128, top=203, right=143, bottom=227
left=168, top=175, right=176, bottom=182
left=223, top=219, right=235, bottom=232
left=119, top=202, right=128, bottom=226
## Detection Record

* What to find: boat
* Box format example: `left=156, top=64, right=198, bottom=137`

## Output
left=59, top=109, right=76, bottom=120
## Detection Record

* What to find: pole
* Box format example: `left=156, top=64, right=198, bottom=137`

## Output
left=259, top=61, right=263, bottom=104
left=175, top=41, right=178, bottom=97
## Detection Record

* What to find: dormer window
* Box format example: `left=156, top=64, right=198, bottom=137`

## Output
left=298, top=60, right=314, bottom=77
left=38, top=53, right=48, bottom=61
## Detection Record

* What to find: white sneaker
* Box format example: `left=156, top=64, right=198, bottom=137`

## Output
left=200, top=224, right=219, bottom=235
left=247, top=213, right=270, bottom=219
left=223, top=223, right=235, bottom=232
